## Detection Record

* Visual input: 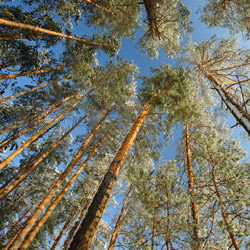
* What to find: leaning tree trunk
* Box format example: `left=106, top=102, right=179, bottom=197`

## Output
left=0, top=63, right=66, bottom=80
left=67, top=82, right=173, bottom=250
left=200, top=66, right=250, bottom=136
left=0, top=18, right=109, bottom=46
left=185, top=124, right=202, bottom=249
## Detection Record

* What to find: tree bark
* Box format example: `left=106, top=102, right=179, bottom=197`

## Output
left=0, top=113, right=90, bottom=199
left=0, top=86, right=97, bottom=171
left=84, top=0, right=113, bottom=15
left=67, top=82, right=173, bottom=250
left=7, top=107, right=112, bottom=250
left=0, top=63, right=65, bottom=80
left=0, top=18, right=109, bottom=46
left=185, top=124, right=202, bottom=249
left=63, top=177, right=104, bottom=250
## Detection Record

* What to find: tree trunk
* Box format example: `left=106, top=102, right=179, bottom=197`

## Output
left=0, top=63, right=65, bottom=80
left=67, top=82, right=173, bottom=250
left=211, top=161, right=241, bottom=250
left=0, top=113, right=90, bottom=199
left=200, top=66, right=250, bottom=136
left=1, top=74, right=74, bottom=103
left=84, top=0, right=113, bottom=15
left=108, top=184, right=133, bottom=250
left=0, top=18, right=109, bottom=46
left=20, top=119, right=116, bottom=250
left=7, top=107, right=112, bottom=250
left=185, top=124, right=202, bottom=249
left=0, top=86, right=97, bottom=171
left=63, top=177, right=104, bottom=250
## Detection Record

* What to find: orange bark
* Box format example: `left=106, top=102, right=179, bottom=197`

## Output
left=185, top=124, right=202, bottom=249
left=7, top=107, right=112, bottom=250
left=0, top=86, right=97, bottom=171
left=84, top=0, right=114, bottom=15
left=67, top=82, right=173, bottom=250
left=20, top=119, right=116, bottom=249
left=0, top=74, right=75, bottom=103
left=0, top=18, right=109, bottom=46
left=0, top=63, right=65, bottom=80
left=0, top=112, right=90, bottom=199
left=108, top=184, right=133, bottom=250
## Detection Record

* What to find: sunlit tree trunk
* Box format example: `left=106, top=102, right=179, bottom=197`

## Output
left=0, top=18, right=109, bottom=46
left=67, top=82, right=173, bottom=250
left=108, top=184, right=133, bottom=250
left=0, top=63, right=65, bottom=80
left=0, top=86, right=97, bottom=171
left=185, top=124, right=202, bottom=249
left=20, top=119, right=117, bottom=250
left=7, top=107, right=112, bottom=250
left=0, top=74, right=75, bottom=103
left=0, top=112, right=90, bottom=199
left=211, top=161, right=241, bottom=250
left=84, top=0, right=113, bottom=15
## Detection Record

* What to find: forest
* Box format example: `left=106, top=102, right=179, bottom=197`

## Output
left=0, top=0, right=250, bottom=249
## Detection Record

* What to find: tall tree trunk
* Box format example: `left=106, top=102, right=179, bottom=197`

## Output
left=211, top=161, right=241, bottom=250
left=151, top=201, right=158, bottom=250
left=7, top=107, right=112, bottom=250
left=0, top=74, right=74, bottom=103
left=200, top=66, right=250, bottom=136
left=0, top=86, right=97, bottom=171
left=185, top=124, right=202, bottom=249
left=63, top=177, right=104, bottom=250
left=20, top=119, right=116, bottom=250
left=0, top=63, right=66, bottom=80
left=0, top=112, right=90, bottom=199
left=0, top=18, right=109, bottom=46
left=67, top=82, right=173, bottom=250
left=108, top=184, right=133, bottom=250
